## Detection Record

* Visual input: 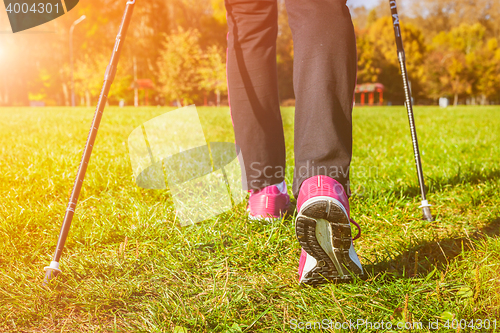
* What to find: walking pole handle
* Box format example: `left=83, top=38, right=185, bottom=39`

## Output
left=389, top=0, right=404, bottom=55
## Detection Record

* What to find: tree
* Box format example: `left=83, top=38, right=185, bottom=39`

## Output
left=355, top=33, right=381, bottom=84
left=73, top=55, right=106, bottom=107
left=472, top=38, right=500, bottom=103
left=157, top=27, right=202, bottom=107
left=428, top=23, right=487, bottom=105
left=73, top=54, right=133, bottom=106
left=409, top=0, right=500, bottom=41
left=355, top=16, right=427, bottom=103
left=198, top=45, right=227, bottom=107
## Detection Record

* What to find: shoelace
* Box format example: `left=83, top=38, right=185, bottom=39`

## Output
left=350, top=218, right=361, bottom=241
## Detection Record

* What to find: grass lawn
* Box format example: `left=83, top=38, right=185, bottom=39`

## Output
left=0, top=105, right=499, bottom=332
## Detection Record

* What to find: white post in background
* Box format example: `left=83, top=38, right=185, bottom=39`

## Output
left=133, top=56, right=139, bottom=107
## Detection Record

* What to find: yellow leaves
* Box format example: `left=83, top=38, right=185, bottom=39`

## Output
left=367, top=17, right=396, bottom=65
left=486, top=38, right=498, bottom=52
left=157, top=27, right=202, bottom=103
left=157, top=27, right=227, bottom=104
left=486, top=38, right=500, bottom=62
left=356, top=16, right=427, bottom=92
left=210, top=0, right=226, bottom=25
left=199, top=45, right=227, bottom=94
left=428, top=22, right=500, bottom=99
left=450, top=23, right=486, bottom=54
left=433, top=23, right=487, bottom=54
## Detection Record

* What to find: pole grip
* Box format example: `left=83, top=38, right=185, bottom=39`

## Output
left=389, top=0, right=404, bottom=54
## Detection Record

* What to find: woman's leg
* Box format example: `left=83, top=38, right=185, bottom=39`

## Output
left=225, top=0, right=286, bottom=191
left=285, top=0, right=357, bottom=197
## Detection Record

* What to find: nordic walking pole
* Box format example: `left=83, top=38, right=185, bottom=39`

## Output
left=389, top=0, right=433, bottom=222
left=43, top=0, right=136, bottom=284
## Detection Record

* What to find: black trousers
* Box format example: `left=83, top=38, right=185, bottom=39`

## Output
left=225, top=0, right=357, bottom=198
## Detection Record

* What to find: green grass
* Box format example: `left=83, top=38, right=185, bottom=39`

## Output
left=0, top=106, right=499, bottom=332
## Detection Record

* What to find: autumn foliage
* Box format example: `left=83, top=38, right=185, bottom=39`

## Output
left=0, top=0, right=498, bottom=106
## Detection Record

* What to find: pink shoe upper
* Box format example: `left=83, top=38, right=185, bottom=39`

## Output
left=297, top=175, right=350, bottom=214
left=248, top=182, right=290, bottom=219
left=297, top=176, right=356, bottom=281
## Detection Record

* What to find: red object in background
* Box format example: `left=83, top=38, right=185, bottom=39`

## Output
left=130, top=79, right=154, bottom=106
left=355, top=83, right=384, bottom=106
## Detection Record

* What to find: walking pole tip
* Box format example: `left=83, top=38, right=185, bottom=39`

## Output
left=43, top=261, right=61, bottom=286
left=420, top=200, right=434, bottom=222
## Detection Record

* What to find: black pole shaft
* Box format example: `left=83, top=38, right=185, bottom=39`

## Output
left=47, top=1, right=136, bottom=274
left=389, top=0, right=433, bottom=221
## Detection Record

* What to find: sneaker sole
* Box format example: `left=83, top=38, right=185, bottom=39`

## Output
left=295, top=196, right=363, bottom=286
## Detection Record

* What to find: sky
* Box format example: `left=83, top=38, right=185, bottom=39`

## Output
left=346, top=0, right=414, bottom=16
left=346, top=0, right=380, bottom=9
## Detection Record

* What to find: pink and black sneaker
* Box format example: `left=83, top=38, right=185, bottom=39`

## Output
left=296, top=175, right=363, bottom=285
left=248, top=181, right=291, bottom=221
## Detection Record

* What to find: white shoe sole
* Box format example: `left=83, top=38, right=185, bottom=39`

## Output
left=296, top=196, right=363, bottom=285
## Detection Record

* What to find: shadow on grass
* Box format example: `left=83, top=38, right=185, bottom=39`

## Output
left=392, top=167, right=500, bottom=199
left=363, top=216, right=500, bottom=279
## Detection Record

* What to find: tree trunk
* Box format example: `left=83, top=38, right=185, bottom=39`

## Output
left=216, top=90, right=220, bottom=107
left=0, top=84, right=7, bottom=105
left=168, top=3, right=175, bottom=31
left=3, top=88, right=8, bottom=106
left=176, top=99, right=182, bottom=108
left=19, top=79, right=30, bottom=106
left=133, top=57, right=139, bottom=107
left=454, top=93, right=458, bottom=106
left=62, top=83, right=70, bottom=106
left=481, top=94, right=487, bottom=105
left=85, top=90, right=91, bottom=107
